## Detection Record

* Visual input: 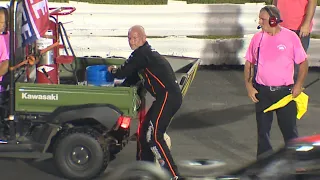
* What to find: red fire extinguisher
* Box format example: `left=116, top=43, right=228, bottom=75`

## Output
left=36, top=19, right=59, bottom=84
left=34, top=7, right=76, bottom=84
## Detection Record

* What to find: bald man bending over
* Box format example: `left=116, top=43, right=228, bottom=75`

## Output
left=108, top=25, right=183, bottom=180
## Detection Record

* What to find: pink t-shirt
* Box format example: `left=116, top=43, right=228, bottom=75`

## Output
left=277, top=0, right=313, bottom=31
left=0, top=32, right=9, bottom=91
left=245, top=27, right=307, bottom=86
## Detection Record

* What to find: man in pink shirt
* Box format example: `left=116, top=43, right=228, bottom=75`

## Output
left=0, top=7, right=9, bottom=89
left=0, top=7, right=9, bottom=138
left=244, top=5, right=308, bottom=158
left=273, top=0, right=317, bottom=81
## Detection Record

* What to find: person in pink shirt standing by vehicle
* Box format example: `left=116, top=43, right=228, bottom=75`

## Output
left=244, top=5, right=309, bottom=158
left=0, top=7, right=10, bottom=138
left=273, top=0, right=317, bottom=81
left=0, top=7, right=9, bottom=90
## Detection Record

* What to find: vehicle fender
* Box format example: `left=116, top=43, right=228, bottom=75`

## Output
left=32, top=104, right=124, bottom=153
left=47, top=103, right=123, bottom=128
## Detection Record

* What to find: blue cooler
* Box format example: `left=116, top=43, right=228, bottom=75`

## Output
left=86, top=65, right=114, bottom=86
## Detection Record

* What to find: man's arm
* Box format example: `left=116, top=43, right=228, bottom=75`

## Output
left=291, top=59, right=308, bottom=98
left=243, top=34, right=260, bottom=102
left=244, top=60, right=259, bottom=103
left=244, top=60, right=253, bottom=88
left=300, top=0, right=317, bottom=37
left=296, top=60, right=309, bottom=88
left=109, top=53, right=147, bottom=79
left=0, top=60, right=8, bottom=77
left=304, top=0, right=317, bottom=25
left=120, top=72, right=141, bottom=87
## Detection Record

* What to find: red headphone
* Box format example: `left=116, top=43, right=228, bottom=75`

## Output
left=263, top=6, right=282, bottom=27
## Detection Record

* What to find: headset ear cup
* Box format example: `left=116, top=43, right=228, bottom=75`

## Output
left=269, top=16, right=278, bottom=27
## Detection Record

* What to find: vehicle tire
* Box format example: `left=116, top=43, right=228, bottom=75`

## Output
left=107, top=161, right=170, bottom=180
left=53, top=127, right=109, bottom=180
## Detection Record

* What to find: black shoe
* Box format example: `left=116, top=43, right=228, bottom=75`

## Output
left=0, top=131, right=7, bottom=143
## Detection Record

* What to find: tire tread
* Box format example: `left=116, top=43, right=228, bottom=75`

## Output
left=53, top=127, right=109, bottom=180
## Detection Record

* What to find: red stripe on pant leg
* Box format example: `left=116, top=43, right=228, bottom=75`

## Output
left=145, top=72, right=156, bottom=95
left=146, top=68, right=166, bottom=88
left=137, top=121, right=142, bottom=160
left=154, top=92, right=176, bottom=177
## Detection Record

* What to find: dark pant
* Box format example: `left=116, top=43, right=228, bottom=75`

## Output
left=137, top=91, right=182, bottom=178
left=0, top=92, right=5, bottom=120
left=0, top=92, right=6, bottom=138
left=255, top=85, right=298, bottom=157
left=291, top=29, right=310, bottom=83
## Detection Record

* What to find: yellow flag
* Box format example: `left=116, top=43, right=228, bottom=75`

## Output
left=263, top=92, right=309, bottom=120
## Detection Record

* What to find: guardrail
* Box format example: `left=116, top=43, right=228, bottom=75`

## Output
left=1, top=1, right=317, bottom=36
left=1, top=1, right=320, bottom=66
left=59, top=36, right=320, bottom=67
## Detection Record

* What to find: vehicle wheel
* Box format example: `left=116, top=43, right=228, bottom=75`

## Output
left=107, top=161, right=170, bottom=180
left=53, top=127, right=109, bottom=180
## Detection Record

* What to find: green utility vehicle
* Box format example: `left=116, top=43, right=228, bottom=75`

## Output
left=0, top=1, right=200, bottom=180
left=2, top=55, right=199, bottom=180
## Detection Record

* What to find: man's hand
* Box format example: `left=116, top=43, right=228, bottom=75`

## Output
left=246, top=84, right=259, bottom=103
left=299, top=23, right=310, bottom=37
left=108, top=65, right=117, bottom=73
left=291, top=84, right=303, bottom=98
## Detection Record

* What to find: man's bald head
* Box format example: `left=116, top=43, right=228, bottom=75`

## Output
left=129, top=25, right=146, bottom=37
left=128, top=25, right=147, bottom=50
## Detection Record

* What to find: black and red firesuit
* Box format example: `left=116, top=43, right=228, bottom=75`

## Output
left=110, top=41, right=182, bottom=178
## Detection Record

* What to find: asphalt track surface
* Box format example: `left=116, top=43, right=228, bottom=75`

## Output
left=1, top=66, right=320, bottom=180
